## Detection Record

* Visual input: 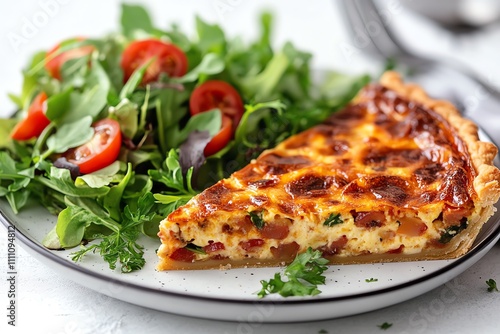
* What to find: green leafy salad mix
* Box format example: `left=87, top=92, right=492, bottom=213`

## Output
left=0, top=4, right=369, bottom=273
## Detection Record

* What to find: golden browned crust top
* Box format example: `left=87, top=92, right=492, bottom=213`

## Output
left=380, top=71, right=500, bottom=208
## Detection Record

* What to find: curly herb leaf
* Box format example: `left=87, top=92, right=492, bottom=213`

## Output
left=71, top=193, right=156, bottom=273
left=486, top=279, right=498, bottom=292
left=258, top=247, right=329, bottom=298
left=378, top=322, right=393, bottom=330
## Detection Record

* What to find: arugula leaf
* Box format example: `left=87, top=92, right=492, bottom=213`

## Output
left=64, top=58, right=111, bottom=123
left=100, top=163, right=133, bottom=221
left=195, top=16, right=226, bottom=54
left=0, top=119, right=17, bottom=151
left=108, top=98, right=139, bottom=138
left=75, top=161, right=122, bottom=188
left=56, top=206, right=93, bottom=248
left=121, top=3, right=154, bottom=38
left=96, top=36, right=125, bottom=97
left=0, top=152, right=35, bottom=213
left=119, top=58, right=154, bottom=100
left=240, top=52, right=289, bottom=101
left=35, top=167, right=110, bottom=198
left=45, top=116, right=94, bottom=155
left=154, top=88, right=189, bottom=153
left=45, top=88, right=73, bottom=123
left=177, top=53, right=225, bottom=83
left=64, top=196, right=119, bottom=232
left=150, top=149, right=198, bottom=196
left=153, top=193, right=190, bottom=204
left=123, top=174, right=153, bottom=201
left=42, top=226, right=62, bottom=249
left=60, top=56, right=91, bottom=85
left=258, top=248, right=329, bottom=298
left=167, top=109, right=222, bottom=149
left=234, top=100, right=286, bottom=147
left=150, top=150, right=199, bottom=216
left=5, top=190, right=30, bottom=215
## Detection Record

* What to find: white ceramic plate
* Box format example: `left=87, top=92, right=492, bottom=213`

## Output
left=1, top=132, right=499, bottom=323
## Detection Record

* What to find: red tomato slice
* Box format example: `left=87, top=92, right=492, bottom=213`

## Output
left=11, top=92, right=50, bottom=141
left=63, top=118, right=122, bottom=174
left=204, top=116, right=233, bottom=157
left=45, top=38, right=94, bottom=80
left=189, top=80, right=245, bottom=128
left=169, top=248, right=195, bottom=262
left=120, top=39, right=188, bottom=84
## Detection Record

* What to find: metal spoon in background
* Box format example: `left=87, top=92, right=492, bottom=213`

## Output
left=340, top=0, right=500, bottom=98
left=400, top=0, right=500, bottom=32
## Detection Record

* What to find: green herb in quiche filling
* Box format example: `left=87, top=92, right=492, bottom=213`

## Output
left=323, top=213, right=343, bottom=227
left=185, top=243, right=206, bottom=255
left=439, top=218, right=468, bottom=244
left=249, top=211, right=265, bottom=229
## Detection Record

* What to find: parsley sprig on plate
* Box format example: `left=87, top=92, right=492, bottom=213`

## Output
left=0, top=4, right=368, bottom=272
left=258, top=248, right=329, bottom=298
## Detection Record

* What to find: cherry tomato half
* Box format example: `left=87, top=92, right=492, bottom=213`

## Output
left=204, top=116, right=233, bottom=156
left=63, top=118, right=122, bottom=174
left=11, top=92, right=50, bottom=141
left=120, top=39, right=188, bottom=84
left=45, top=38, right=94, bottom=80
left=189, top=80, right=245, bottom=128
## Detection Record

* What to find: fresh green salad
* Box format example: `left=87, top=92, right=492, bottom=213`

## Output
left=0, top=4, right=369, bottom=273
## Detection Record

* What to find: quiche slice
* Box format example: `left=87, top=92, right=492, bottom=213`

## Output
left=157, top=72, right=500, bottom=270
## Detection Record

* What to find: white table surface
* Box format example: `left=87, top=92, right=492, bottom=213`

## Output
left=1, top=1, right=500, bottom=333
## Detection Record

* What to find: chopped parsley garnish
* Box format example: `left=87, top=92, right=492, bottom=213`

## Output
left=249, top=211, right=265, bottom=229
left=185, top=243, right=206, bottom=255
left=71, top=192, right=156, bottom=273
left=365, top=278, right=378, bottom=283
left=486, top=278, right=498, bottom=292
left=439, top=218, right=468, bottom=244
left=323, top=213, right=343, bottom=227
left=257, top=247, right=329, bottom=298
left=378, top=322, right=392, bottom=330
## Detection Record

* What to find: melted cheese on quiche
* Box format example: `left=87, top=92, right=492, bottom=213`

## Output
left=157, top=84, right=478, bottom=270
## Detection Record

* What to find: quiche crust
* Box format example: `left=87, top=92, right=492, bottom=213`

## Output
left=157, top=71, right=500, bottom=270
left=378, top=71, right=500, bottom=259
